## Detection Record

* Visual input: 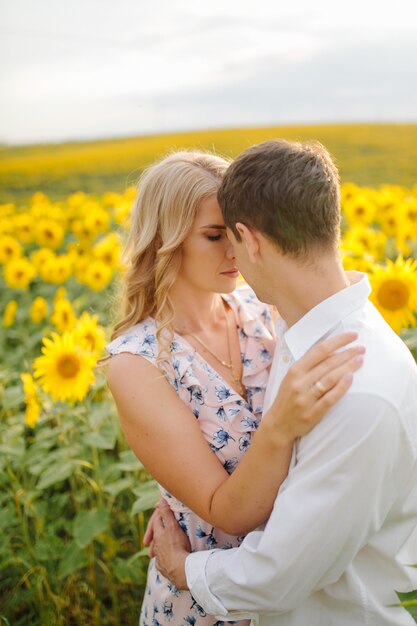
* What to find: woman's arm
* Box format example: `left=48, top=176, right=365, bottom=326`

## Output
left=106, top=332, right=363, bottom=536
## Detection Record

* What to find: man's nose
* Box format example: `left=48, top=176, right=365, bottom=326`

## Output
left=225, top=240, right=235, bottom=259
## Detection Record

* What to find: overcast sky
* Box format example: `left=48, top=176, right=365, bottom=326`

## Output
left=1, top=0, right=417, bottom=145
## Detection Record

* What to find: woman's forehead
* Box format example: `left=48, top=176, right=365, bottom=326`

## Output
left=194, top=194, right=225, bottom=227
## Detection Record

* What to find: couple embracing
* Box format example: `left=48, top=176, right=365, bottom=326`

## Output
left=105, top=139, right=417, bottom=625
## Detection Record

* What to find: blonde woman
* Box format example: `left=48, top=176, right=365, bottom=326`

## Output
left=105, top=151, right=363, bottom=626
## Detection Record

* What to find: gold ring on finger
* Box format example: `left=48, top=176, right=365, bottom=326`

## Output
left=312, top=380, right=326, bottom=398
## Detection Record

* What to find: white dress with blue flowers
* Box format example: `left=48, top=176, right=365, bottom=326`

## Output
left=105, top=287, right=276, bottom=626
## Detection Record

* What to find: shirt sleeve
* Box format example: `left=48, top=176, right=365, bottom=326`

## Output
left=185, top=393, right=411, bottom=617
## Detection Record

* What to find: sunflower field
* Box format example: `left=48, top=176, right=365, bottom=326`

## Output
left=1, top=130, right=417, bottom=625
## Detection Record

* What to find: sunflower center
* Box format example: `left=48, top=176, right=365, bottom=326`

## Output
left=377, top=279, right=409, bottom=311
left=57, top=354, right=81, bottom=378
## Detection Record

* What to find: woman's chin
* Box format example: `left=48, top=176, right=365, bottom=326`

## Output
left=217, top=278, right=238, bottom=293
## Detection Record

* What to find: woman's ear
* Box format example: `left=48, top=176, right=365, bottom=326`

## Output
left=235, top=222, right=260, bottom=263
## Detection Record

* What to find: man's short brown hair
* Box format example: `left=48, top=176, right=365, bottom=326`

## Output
left=218, top=139, right=341, bottom=256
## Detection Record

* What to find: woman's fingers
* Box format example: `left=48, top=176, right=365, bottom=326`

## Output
left=305, top=344, right=366, bottom=390
left=309, top=371, right=355, bottom=419
left=308, top=354, right=364, bottom=402
left=294, top=331, right=359, bottom=373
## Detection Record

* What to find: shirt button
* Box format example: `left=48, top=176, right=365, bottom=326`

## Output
left=282, top=354, right=290, bottom=363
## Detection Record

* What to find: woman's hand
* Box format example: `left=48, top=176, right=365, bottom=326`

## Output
left=265, top=331, right=365, bottom=442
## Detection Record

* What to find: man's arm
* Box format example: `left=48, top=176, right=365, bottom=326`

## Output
left=185, top=393, right=411, bottom=617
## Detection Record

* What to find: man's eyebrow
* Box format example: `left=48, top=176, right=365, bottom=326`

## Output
left=198, top=224, right=227, bottom=229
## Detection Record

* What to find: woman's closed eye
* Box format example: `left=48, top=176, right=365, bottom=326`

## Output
left=207, top=234, right=222, bottom=241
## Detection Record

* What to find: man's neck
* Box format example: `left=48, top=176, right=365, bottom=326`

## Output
left=264, top=250, right=350, bottom=328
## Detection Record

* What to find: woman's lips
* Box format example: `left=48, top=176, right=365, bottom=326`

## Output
left=221, top=269, right=239, bottom=278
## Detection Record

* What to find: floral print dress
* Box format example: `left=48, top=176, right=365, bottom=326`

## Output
left=105, top=286, right=276, bottom=626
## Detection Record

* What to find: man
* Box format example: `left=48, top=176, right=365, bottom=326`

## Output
left=152, top=140, right=417, bottom=625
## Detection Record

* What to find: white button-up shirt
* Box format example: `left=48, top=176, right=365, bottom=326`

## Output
left=186, top=272, right=417, bottom=625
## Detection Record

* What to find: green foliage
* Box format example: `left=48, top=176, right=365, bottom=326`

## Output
left=0, top=381, right=158, bottom=625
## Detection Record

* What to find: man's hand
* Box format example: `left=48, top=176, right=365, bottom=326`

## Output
left=153, top=500, right=191, bottom=590
left=143, top=500, right=164, bottom=558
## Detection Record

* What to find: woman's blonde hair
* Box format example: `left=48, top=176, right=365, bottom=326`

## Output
left=110, top=150, right=230, bottom=363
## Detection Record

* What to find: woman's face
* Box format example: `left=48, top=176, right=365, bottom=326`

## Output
left=177, top=194, right=238, bottom=294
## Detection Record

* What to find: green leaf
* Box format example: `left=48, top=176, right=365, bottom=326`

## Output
left=2, top=384, right=23, bottom=410
left=37, top=461, right=75, bottom=489
left=129, top=547, right=150, bottom=561
left=57, top=542, right=89, bottom=579
left=73, top=508, right=110, bottom=549
left=0, top=506, right=16, bottom=531
left=402, top=330, right=417, bottom=350
left=112, top=556, right=146, bottom=584
left=33, top=535, right=65, bottom=562
left=115, top=449, right=143, bottom=472
left=103, top=478, right=134, bottom=497
left=0, top=441, right=25, bottom=458
left=131, top=481, right=160, bottom=514
left=88, top=401, right=116, bottom=428
left=82, top=422, right=117, bottom=449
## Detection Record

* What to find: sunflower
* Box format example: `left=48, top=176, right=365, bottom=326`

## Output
left=113, top=201, right=132, bottom=228
left=0, top=235, right=22, bottom=264
left=24, top=398, right=41, bottom=428
left=379, top=208, right=404, bottom=237
left=0, top=203, right=15, bottom=218
left=369, top=256, right=417, bottom=333
left=30, top=296, right=49, bottom=323
left=102, top=191, right=121, bottom=208
left=54, top=287, right=67, bottom=303
left=71, top=218, right=97, bottom=242
left=341, top=225, right=387, bottom=260
left=84, top=207, right=110, bottom=237
left=66, top=241, right=91, bottom=264
left=21, top=372, right=37, bottom=397
left=343, top=193, right=376, bottom=225
left=93, top=233, right=122, bottom=268
left=341, top=252, right=375, bottom=274
left=73, top=312, right=106, bottom=354
left=44, top=254, right=73, bottom=284
left=31, top=247, right=55, bottom=272
left=403, top=199, right=417, bottom=226
left=83, top=260, right=113, bottom=291
left=395, top=222, right=417, bottom=256
left=21, top=373, right=41, bottom=428
left=14, top=212, right=35, bottom=244
left=35, top=219, right=64, bottom=250
left=4, top=257, right=36, bottom=289
left=33, top=332, right=96, bottom=402
left=3, top=300, right=18, bottom=327
left=51, top=298, right=77, bottom=333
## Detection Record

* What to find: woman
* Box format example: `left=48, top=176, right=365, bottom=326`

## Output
left=105, top=151, right=363, bottom=626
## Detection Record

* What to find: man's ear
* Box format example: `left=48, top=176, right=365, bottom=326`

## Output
left=235, top=222, right=260, bottom=263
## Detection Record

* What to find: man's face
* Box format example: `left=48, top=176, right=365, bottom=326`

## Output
left=226, top=226, right=259, bottom=293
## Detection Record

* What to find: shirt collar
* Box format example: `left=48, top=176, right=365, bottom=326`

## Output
left=281, top=271, right=371, bottom=361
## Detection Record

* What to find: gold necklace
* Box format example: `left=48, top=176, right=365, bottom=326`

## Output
left=224, top=308, right=245, bottom=396
left=177, top=306, right=244, bottom=396
left=186, top=332, right=233, bottom=368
